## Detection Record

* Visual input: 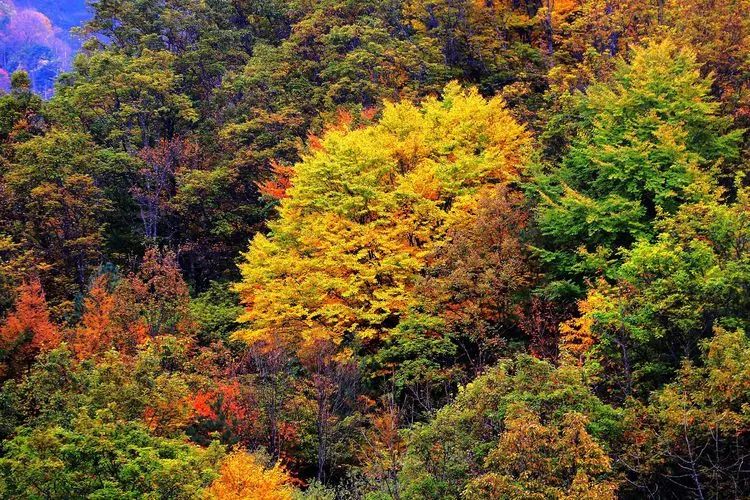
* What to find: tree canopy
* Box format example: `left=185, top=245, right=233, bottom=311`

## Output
left=0, top=0, right=749, bottom=497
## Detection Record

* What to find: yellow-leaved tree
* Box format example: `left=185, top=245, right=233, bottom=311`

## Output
left=234, top=83, right=530, bottom=480
left=234, top=82, right=530, bottom=358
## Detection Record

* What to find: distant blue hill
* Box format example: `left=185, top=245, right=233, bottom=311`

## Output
left=0, top=0, right=89, bottom=97
left=15, top=0, right=89, bottom=30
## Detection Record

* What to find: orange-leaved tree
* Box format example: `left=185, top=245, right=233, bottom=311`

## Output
left=72, top=274, right=147, bottom=359
left=0, top=279, right=61, bottom=378
left=205, top=450, right=296, bottom=500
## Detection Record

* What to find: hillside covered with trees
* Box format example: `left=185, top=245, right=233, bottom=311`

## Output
left=1, top=0, right=749, bottom=498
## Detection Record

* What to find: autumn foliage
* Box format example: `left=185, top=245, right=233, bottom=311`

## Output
left=0, top=0, right=749, bottom=498
left=72, top=274, right=146, bottom=359
left=206, top=451, right=295, bottom=500
left=0, top=279, right=61, bottom=377
left=234, top=83, right=530, bottom=358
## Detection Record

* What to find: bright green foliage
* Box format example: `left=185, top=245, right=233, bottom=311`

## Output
left=0, top=344, right=224, bottom=498
left=563, top=184, right=750, bottom=397
left=401, top=355, right=622, bottom=498
left=234, top=82, right=529, bottom=356
left=535, top=38, right=742, bottom=297
left=0, top=415, right=222, bottom=499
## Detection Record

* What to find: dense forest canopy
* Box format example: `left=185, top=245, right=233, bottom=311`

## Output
left=0, top=0, right=749, bottom=498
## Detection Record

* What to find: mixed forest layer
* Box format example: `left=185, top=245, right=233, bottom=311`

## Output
left=1, top=0, right=750, bottom=498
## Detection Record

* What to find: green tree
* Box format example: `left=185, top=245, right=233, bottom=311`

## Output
left=50, top=49, right=197, bottom=152
left=534, top=38, right=742, bottom=299
left=0, top=413, right=223, bottom=499
left=400, top=355, right=622, bottom=499
left=561, top=182, right=750, bottom=398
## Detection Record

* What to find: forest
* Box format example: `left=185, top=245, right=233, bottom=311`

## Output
left=0, top=0, right=749, bottom=498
